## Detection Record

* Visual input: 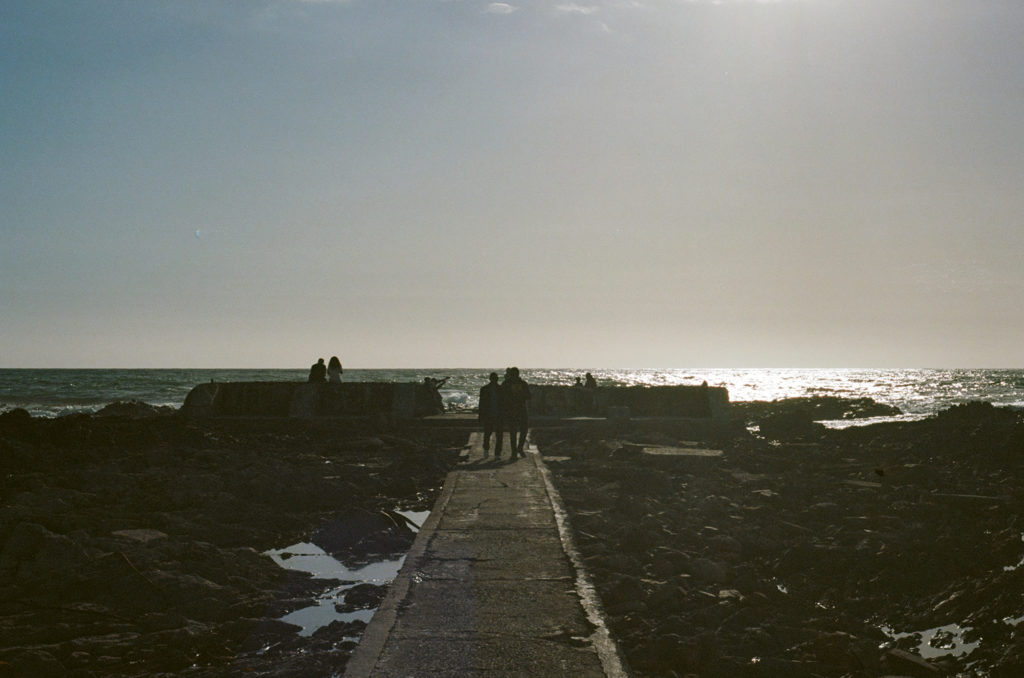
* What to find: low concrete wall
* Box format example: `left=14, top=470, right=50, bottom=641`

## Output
left=526, top=385, right=729, bottom=421
left=182, top=382, right=729, bottom=421
left=181, top=382, right=435, bottom=419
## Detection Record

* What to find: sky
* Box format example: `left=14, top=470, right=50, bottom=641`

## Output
left=2, top=0, right=1023, bottom=368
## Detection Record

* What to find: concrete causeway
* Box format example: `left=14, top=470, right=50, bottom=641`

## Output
left=344, top=431, right=629, bottom=678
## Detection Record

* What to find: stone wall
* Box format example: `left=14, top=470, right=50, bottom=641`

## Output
left=181, top=382, right=433, bottom=419
left=526, top=385, right=729, bottom=421
left=181, top=382, right=729, bottom=421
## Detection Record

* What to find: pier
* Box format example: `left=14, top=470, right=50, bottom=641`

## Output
left=343, top=431, right=629, bottom=677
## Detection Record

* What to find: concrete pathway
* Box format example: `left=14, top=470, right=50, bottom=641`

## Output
left=344, top=431, right=629, bottom=678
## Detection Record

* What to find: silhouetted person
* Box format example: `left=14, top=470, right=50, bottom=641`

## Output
left=584, top=372, right=597, bottom=388
left=478, top=372, right=504, bottom=457
left=502, top=367, right=531, bottom=459
left=308, top=358, right=327, bottom=383
left=573, top=377, right=583, bottom=387
left=327, top=356, right=343, bottom=383
left=423, top=376, right=449, bottom=415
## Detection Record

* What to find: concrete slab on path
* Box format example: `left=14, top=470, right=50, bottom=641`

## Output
left=344, top=431, right=628, bottom=678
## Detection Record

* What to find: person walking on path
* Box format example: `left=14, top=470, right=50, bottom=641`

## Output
left=327, top=356, right=344, bottom=383
left=502, top=367, right=531, bottom=459
left=308, top=358, right=327, bottom=383
left=478, top=372, right=504, bottom=457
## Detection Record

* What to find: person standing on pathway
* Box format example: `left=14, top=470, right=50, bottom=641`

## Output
left=502, top=367, right=531, bottom=460
left=478, top=372, right=504, bottom=458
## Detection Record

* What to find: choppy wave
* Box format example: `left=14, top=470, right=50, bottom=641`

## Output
left=1, top=368, right=1022, bottom=419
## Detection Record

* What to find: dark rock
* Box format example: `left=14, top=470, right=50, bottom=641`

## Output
left=603, top=575, right=646, bottom=615
left=95, top=400, right=175, bottom=418
left=338, top=583, right=386, bottom=611
left=6, top=649, right=66, bottom=678
left=884, top=648, right=940, bottom=676
left=688, top=557, right=729, bottom=583
left=312, top=618, right=367, bottom=639
left=758, top=411, right=824, bottom=441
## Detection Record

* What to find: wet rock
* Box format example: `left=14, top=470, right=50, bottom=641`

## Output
left=313, top=512, right=416, bottom=563
left=758, top=411, right=825, bottom=441
left=644, top=546, right=688, bottom=578
left=6, top=649, right=66, bottom=677
left=688, top=557, right=729, bottom=583
left=602, top=575, right=646, bottom=615
left=884, top=648, right=941, bottom=676
left=645, top=583, right=687, bottom=614
left=0, top=407, right=32, bottom=422
left=338, top=583, right=386, bottom=611
left=95, top=400, right=175, bottom=418
left=0, top=521, right=92, bottom=583
left=312, top=618, right=368, bottom=639
left=618, top=467, right=675, bottom=496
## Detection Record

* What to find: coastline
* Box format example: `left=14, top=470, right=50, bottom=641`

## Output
left=1, top=396, right=1022, bottom=676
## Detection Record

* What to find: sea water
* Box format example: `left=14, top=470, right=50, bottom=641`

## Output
left=1, top=368, right=1023, bottom=421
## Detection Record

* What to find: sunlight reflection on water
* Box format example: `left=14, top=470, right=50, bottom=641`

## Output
left=265, top=542, right=405, bottom=637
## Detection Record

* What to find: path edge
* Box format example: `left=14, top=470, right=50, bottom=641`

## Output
left=341, top=435, right=471, bottom=677
left=530, top=438, right=633, bottom=678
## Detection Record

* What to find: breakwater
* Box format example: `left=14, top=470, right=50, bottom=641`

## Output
left=180, top=382, right=729, bottom=421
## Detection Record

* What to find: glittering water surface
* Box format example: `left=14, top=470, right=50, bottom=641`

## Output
left=2, top=367, right=1023, bottom=419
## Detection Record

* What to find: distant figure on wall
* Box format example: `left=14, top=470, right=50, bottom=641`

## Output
left=327, top=356, right=343, bottom=383
left=502, top=367, right=531, bottom=460
left=573, top=377, right=583, bottom=387
left=423, top=376, right=449, bottom=415
left=478, top=372, right=504, bottom=457
left=584, top=372, right=597, bottom=388
left=308, top=358, right=327, bottom=383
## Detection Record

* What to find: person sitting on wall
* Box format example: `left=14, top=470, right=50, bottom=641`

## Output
left=573, top=377, right=583, bottom=387
left=327, top=356, right=343, bottom=383
left=478, top=372, right=504, bottom=457
left=308, top=358, right=327, bottom=383
left=584, top=372, right=597, bottom=388
left=423, top=376, right=449, bottom=414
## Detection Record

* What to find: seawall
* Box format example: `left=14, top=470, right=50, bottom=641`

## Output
left=180, top=381, right=730, bottom=421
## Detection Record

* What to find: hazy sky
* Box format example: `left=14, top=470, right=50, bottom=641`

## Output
left=3, top=0, right=1023, bottom=368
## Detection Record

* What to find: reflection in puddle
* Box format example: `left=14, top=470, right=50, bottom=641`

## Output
left=264, top=506, right=433, bottom=637
left=396, top=510, right=430, bottom=531
left=279, top=588, right=376, bottom=637
left=267, top=542, right=405, bottom=583
left=880, top=623, right=980, bottom=659
left=265, top=542, right=405, bottom=637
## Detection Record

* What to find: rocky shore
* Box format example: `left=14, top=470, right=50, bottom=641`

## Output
left=3, top=397, right=1022, bottom=677
left=537, top=398, right=1024, bottom=677
left=0, top=407, right=463, bottom=677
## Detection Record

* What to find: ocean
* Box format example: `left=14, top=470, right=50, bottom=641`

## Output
left=2, top=368, right=1023, bottom=424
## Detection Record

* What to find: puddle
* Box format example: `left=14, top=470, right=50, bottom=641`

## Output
left=278, top=589, right=377, bottom=638
left=879, top=622, right=980, bottom=659
left=262, top=507, right=432, bottom=636
left=1002, top=533, right=1024, bottom=572
left=267, top=542, right=406, bottom=583
left=643, top=446, right=723, bottom=457
left=395, top=510, right=429, bottom=532
left=265, top=541, right=406, bottom=637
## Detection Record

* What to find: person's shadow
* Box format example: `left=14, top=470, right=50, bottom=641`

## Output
left=463, top=454, right=509, bottom=469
